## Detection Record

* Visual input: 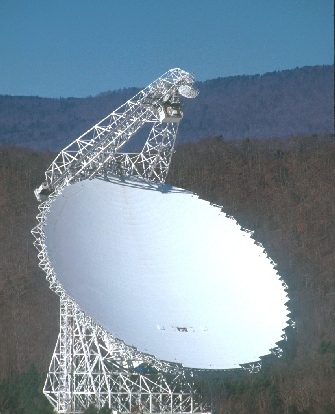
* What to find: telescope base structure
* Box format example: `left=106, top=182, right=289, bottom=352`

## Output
left=44, top=296, right=214, bottom=414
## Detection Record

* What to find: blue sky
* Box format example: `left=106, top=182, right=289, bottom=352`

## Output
left=0, top=0, right=333, bottom=98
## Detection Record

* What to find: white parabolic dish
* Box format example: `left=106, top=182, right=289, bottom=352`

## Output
left=45, top=176, right=288, bottom=370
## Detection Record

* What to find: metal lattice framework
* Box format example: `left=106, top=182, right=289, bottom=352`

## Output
left=31, top=69, right=225, bottom=413
left=34, top=68, right=198, bottom=202
left=44, top=296, right=211, bottom=414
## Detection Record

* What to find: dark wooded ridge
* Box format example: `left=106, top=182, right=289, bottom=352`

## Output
left=0, top=133, right=334, bottom=413
left=0, top=65, right=333, bottom=152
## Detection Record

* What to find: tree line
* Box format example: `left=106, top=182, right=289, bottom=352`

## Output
left=0, top=133, right=334, bottom=412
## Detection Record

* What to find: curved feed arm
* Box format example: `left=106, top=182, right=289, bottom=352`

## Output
left=35, top=68, right=198, bottom=201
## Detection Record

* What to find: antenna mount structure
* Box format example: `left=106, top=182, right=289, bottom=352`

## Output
left=31, top=69, right=223, bottom=414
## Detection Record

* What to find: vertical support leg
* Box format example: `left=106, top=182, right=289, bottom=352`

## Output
left=44, top=295, right=74, bottom=413
left=43, top=296, right=213, bottom=414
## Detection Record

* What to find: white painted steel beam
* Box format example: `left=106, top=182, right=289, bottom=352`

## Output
left=34, top=68, right=198, bottom=201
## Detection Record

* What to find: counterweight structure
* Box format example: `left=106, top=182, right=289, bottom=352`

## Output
left=32, top=69, right=219, bottom=413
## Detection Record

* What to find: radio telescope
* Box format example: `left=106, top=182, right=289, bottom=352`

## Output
left=32, top=69, right=289, bottom=414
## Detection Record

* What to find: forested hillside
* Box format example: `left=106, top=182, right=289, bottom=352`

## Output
left=0, top=146, right=58, bottom=378
left=179, top=65, right=333, bottom=143
left=0, top=133, right=334, bottom=413
left=168, top=134, right=335, bottom=413
left=0, top=65, right=333, bottom=152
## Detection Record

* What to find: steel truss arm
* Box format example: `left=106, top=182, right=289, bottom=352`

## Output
left=35, top=68, right=198, bottom=200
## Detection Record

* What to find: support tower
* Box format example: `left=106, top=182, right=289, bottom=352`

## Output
left=32, top=69, right=219, bottom=414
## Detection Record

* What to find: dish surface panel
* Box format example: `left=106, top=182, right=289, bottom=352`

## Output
left=45, top=177, right=288, bottom=369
